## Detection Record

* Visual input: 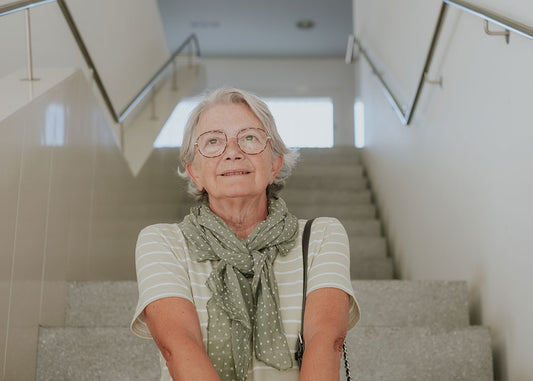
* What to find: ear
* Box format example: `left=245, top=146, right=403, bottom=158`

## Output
left=186, top=162, right=204, bottom=191
left=269, top=155, right=284, bottom=185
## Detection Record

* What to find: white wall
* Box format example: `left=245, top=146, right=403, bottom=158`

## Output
left=354, top=1, right=533, bottom=380
left=197, top=58, right=356, bottom=146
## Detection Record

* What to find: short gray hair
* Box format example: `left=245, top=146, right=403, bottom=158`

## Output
left=178, top=87, right=299, bottom=201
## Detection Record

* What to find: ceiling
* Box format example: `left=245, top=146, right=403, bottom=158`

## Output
left=157, top=0, right=353, bottom=58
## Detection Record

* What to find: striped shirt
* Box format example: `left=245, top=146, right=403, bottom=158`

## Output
left=131, top=217, right=360, bottom=381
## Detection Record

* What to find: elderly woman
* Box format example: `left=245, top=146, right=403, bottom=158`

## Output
left=131, top=88, right=359, bottom=381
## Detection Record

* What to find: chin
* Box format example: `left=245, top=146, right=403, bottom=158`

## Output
left=211, top=188, right=266, bottom=201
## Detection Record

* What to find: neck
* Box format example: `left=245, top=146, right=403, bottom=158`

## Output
left=208, top=194, right=269, bottom=239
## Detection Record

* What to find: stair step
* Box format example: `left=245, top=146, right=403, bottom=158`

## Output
left=297, top=147, right=361, bottom=165
left=36, top=327, right=160, bottom=381
left=344, top=326, right=493, bottom=380
left=282, top=189, right=372, bottom=205
left=286, top=174, right=367, bottom=190
left=65, top=281, right=137, bottom=327
left=63, top=280, right=469, bottom=330
left=63, top=239, right=387, bottom=329
left=349, top=236, right=387, bottom=258
left=341, top=218, right=381, bottom=236
left=287, top=165, right=368, bottom=189
left=350, top=257, right=394, bottom=280
left=38, top=316, right=490, bottom=381
left=37, top=327, right=492, bottom=381
left=290, top=203, right=376, bottom=220
left=352, top=280, right=469, bottom=328
left=290, top=164, right=364, bottom=180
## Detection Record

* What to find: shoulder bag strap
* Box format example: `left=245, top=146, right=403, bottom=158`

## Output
left=299, top=218, right=315, bottom=342
left=299, top=218, right=352, bottom=380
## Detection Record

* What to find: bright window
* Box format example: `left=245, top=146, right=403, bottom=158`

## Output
left=154, top=97, right=334, bottom=148
left=265, top=98, right=333, bottom=148
left=354, top=100, right=365, bottom=148
left=153, top=99, right=198, bottom=148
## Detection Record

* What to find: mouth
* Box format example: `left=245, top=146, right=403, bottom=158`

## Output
left=220, top=170, right=251, bottom=177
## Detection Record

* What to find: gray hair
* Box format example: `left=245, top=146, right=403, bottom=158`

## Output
left=178, top=87, right=299, bottom=201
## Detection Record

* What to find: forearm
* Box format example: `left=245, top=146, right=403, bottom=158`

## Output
left=298, top=288, right=351, bottom=381
left=162, top=337, right=221, bottom=381
left=144, top=298, right=221, bottom=381
left=298, top=332, right=344, bottom=381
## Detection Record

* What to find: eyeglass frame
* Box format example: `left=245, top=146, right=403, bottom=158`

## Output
left=194, top=127, right=272, bottom=158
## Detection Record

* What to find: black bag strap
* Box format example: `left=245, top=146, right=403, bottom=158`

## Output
left=297, top=218, right=352, bottom=380
left=298, top=218, right=315, bottom=345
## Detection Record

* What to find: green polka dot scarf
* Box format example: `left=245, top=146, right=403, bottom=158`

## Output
left=179, top=197, right=299, bottom=381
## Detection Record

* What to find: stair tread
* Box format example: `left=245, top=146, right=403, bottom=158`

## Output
left=65, top=281, right=138, bottom=328
left=37, top=327, right=159, bottom=381
left=290, top=204, right=376, bottom=220
left=297, top=147, right=362, bottom=165
left=352, top=280, right=469, bottom=328
left=351, top=257, right=394, bottom=280
left=345, top=326, right=493, bottom=380
left=282, top=189, right=372, bottom=204
left=291, top=163, right=364, bottom=175
left=285, top=176, right=367, bottom=190
left=37, top=325, right=492, bottom=381
left=64, top=278, right=472, bottom=328
left=349, top=236, right=387, bottom=258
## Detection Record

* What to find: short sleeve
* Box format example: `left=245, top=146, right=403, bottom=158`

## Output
left=130, top=224, right=194, bottom=338
left=306, top=217, right=360, bottom=329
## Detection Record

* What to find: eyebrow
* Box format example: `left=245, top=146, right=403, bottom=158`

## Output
left=199, top=127, right=268, bottom=136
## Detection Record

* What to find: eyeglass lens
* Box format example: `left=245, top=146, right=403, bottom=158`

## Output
left=196, top=128, right=269, bottom=157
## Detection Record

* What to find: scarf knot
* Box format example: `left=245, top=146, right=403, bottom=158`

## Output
left=179, top=198, right=298, bottom=381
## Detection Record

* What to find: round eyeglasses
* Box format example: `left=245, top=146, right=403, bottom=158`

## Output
left=195, top=128, right=271, bottom=158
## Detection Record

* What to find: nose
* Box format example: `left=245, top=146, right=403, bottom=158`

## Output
left=223, top=137, right=244, bottom=160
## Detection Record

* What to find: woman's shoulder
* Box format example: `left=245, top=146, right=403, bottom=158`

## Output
left=137, top=223, right=187, bottom=246
left=139, top=222, right=181, bottom=236
left=298, top=216, right=345, bottom=232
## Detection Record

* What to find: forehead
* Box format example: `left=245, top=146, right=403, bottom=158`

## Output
left=196, top=103, right=264, bottom=134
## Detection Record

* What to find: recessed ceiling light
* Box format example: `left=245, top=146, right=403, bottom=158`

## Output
left=296, top=19, right=315, bottom=30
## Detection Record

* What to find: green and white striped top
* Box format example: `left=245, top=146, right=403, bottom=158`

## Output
left=131, top=217, right=360, bottom=381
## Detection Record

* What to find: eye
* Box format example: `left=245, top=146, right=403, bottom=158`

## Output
left=207, top=138, right=220, bottom=145
left=244, top=134, right=257, bottom=142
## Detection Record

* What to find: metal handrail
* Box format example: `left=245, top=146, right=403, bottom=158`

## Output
left=350, top=0, right=533, bottom=125
left=0, top=0, right=200, bottom=123
left=120, top=34, right=200, bottom=123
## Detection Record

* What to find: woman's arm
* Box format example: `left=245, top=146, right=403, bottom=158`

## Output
left=299, top=287, right=350, bottom=381
left=144, top=297, right=221, bottom=381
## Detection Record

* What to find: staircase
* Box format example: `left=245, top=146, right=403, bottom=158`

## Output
left=36, top=147, right=493, bottom=380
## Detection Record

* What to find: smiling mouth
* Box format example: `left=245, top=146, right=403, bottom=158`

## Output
left=221, top=171, right=251, bottom=176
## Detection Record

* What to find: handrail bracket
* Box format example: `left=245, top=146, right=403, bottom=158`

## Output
left=424, top=72, right=443, bottom=88
left=484, top=20, right=510, bottom=44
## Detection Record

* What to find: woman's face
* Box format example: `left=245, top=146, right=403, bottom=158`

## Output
left=186, top=103, right=283, bottom=204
